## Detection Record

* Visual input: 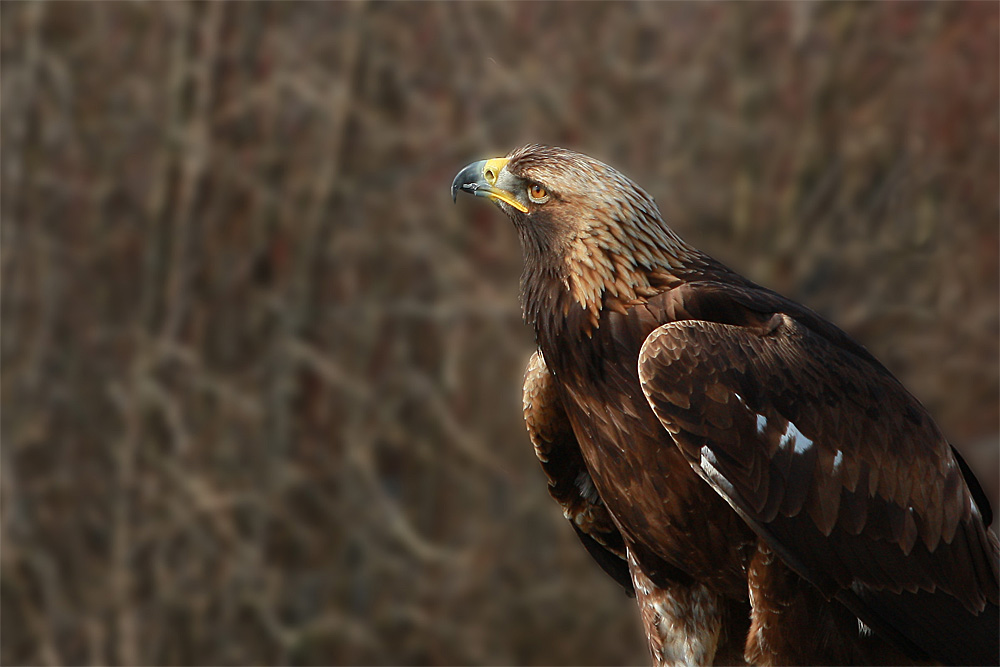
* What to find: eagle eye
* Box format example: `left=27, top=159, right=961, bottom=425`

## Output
left=527, top=183, right=550, bottom=204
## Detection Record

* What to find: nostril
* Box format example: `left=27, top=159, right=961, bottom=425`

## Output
left=485, top=169, right=496, bottom=184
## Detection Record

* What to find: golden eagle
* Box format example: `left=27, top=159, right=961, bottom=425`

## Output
left=452, top=145, right=999, bottom=666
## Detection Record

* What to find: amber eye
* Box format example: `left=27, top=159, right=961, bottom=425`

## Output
left=527, top=183, right=549, bottom=203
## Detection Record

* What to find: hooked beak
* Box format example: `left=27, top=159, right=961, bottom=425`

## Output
left=450, top=157, right=528, bottom=213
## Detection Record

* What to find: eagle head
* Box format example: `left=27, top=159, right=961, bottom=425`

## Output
left=452, top=145, right=700, bottom=330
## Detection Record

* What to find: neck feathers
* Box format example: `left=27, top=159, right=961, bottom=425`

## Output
left=519, top=207, right=708, bottom=337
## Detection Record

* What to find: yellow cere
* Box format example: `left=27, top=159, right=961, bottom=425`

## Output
left=482, top=157, right=528, bottom=213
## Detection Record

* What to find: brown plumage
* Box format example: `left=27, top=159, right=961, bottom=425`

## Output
left=452, top=145, right=999, bottom=666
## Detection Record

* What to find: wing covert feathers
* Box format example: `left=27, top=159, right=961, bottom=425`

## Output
left=637, top=315, right=1000, bottom=665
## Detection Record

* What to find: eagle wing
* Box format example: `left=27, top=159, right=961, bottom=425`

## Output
left=523, top=350, right=634, bottom=596
left=636, top=307, right=999, bottom=665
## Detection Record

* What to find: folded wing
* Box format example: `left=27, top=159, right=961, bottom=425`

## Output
left=523, top=350, right=633, bottom=596
left=637, top=314, right=999, bottom=665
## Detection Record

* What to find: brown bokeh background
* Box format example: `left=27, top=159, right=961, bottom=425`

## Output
left=2, top=3, right=997, bottom=665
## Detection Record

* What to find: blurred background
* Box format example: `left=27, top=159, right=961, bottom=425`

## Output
left=1, top=2, right=997, bottom=665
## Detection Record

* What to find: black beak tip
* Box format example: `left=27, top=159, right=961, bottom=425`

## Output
left=450, top=182, right=471, bottom=203
left=451, top=179, right=476, bottom=203
left=451, top=160, right=487, bottom=204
